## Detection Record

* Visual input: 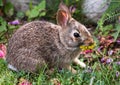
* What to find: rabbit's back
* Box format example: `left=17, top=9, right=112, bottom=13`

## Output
left=6, top=21, right=61, bottom=72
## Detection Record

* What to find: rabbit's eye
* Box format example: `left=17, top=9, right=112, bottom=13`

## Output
left=74, top=33, right=80, bottom=38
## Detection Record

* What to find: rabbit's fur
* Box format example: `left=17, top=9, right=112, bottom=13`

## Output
left=6, top=3, right=94, bottom=74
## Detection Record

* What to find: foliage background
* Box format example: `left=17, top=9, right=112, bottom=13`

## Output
left=0, top=0, right=120, bottom=85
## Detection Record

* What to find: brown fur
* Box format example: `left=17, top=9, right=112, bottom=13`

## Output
left=6, top=3, right=93, bottom=73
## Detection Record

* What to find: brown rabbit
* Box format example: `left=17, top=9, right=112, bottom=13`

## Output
left=6, top=2, right=94, bottom=74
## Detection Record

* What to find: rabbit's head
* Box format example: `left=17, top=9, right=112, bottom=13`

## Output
left=57, top=3, right=94, bottom=50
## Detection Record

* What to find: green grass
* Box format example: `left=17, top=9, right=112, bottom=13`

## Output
left=0, top=58, right=120, bottom=85
left=0, top=0, right=120, bottom=85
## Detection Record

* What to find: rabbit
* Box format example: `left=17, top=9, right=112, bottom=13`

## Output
left=6, top=2, right=94, bottom=74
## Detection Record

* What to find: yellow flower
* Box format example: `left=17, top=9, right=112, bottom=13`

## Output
left=80, top=43, right=96, bottom=51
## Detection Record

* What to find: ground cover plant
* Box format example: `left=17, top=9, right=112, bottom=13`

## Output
left=0, top=0, right=120, bottom=85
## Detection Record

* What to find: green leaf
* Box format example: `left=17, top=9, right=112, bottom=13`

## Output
left=0, top=0, right=3, bottom=6
left=16, top=11, right=25, bottom=19
left=39, top=12, right=46, bottom=17
left=112, top=24, right=120, bottom=41
left=0, top=17, right=7, bottom=32
left=27, top=7, right=40, bottom=19
left=103, top=25, right=113, bottom=32
left=7, top=25, right=17, bottom=30
left=29, top=0, right=33, bottom=10
left=37, top=0, right=46, bottom=10
left=4, top=2, right=14, bottom=17
left=26, top=0, right=46, bottom=19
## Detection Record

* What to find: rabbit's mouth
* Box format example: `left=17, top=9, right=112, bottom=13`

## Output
left=78, top=42, right=84, bottom=46
left=62, top=41, right=83, bottom=50
left=68, top=42, right=84, bottom=49
left=83, top=37, right=94, bottom=46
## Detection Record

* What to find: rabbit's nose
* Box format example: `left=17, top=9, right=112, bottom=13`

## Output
left=89, top=38, right=94, bottom=45
left=84, top=38, right=94, bottom=46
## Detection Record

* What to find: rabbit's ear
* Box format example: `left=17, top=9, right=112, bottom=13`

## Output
left=57, top=2, right=71, bottom=27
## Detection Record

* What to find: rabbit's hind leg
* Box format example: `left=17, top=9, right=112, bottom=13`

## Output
left=7, top=48, right=46, bottom=73
left=8, top=64, right=18, bottom=72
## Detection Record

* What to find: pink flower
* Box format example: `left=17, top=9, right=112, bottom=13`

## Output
left=8, top=20, right=20, bottom=25
left=116, top=61, right=120, bottom=65
left=116, top=39, right=120, bottom=44
left=0, top=50, right=4, bottom=58
left=84, top=49, right=93, bottom=54
left=100, top=57, right=113, bottom=64
left=116, top=71, right=120, bottom=78
left=80, top=49, right=93, bottom=54
left=100, top=57, right=106, bottom=63
left=20, top=82, right=32, bottom=85
left=18, top=78, right=32, bottom=85
left=108, top=50, right=114, bottom=56
left=97, top=46, right=103, bottom=52
left=58, top=83, right=61, bottom=85
left=0, top=44, right=6, bottom=59
left=69, top=5, right=76, bottom=13
left=106, top=58, right=113, bottom=64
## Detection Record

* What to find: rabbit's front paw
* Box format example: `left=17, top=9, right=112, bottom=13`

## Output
left=74, top=58, right=86, bottom=68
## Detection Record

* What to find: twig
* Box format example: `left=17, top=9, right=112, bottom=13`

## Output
left=89, top=76, right=95, bottom=85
